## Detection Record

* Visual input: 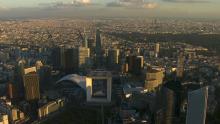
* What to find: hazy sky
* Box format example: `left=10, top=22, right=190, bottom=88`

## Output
left=0, top=0, right=218, bottom=7
left=0, top=0, right=219, bottom=19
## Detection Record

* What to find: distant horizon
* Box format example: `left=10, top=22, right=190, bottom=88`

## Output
left=0, top=7, right=220, bottom=20
left=0, top=0, right=219, bottom=19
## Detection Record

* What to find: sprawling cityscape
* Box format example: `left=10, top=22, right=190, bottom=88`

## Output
left=0, top=0, right=220, bottom=124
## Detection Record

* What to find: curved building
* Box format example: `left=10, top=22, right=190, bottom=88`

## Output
left=145, top=68, right=164, bottom=92
left=56, top=74, right=86, bottom=91
left=56, top=72, right=112, bottom=103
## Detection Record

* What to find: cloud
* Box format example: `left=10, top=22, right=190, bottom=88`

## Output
left=162, top=0, right=209, bottom=3
left=81, top=0, right=91, bottom=4
left=106, top=2, right=124, bottom=7
left=119, top=0, right=146, bottom=4
left=0, top=4, right=9, bottom=10
left=74, top=0, right=91, bottom=4
left=106, top=0, right=158, bottom=9
left=142, top=2, right=158, bottom=9
left=38, top=0, right=98, bottom=9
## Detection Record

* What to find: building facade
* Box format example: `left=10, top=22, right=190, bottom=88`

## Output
left=86, top=70, right=112, bottom=103
left=145, top=68, right=164, bottom=91
left=23, top=67, right=40, bottom=101
left=186, top=87, right=208, bottom=124
left=38, top=99, right=64, bottom=119
left=78, top=47, right=90, bottom=68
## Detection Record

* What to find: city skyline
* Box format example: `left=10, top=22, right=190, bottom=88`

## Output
left=0, top=17, right=219, bottom=124
left=0, top=1, right=220, bottom=123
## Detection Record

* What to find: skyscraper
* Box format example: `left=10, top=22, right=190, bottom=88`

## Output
left=51, top=46, right=65, bottom=70
left=83, top=37, right=88, bottom=48
left=64, top=48, right=79, bottom=73
left=145, top=67, right=164, bottom=91
left=186, top=87, right=208, bottom=124
left=38, top=65, right=52, bottom=91
left=134, top=56, right=144, bottom=74
left=126, top=55, right=136, bottom=73
left=126, top=55, right=144, bottom=75
left=78, top=47, right=90, bottom=68
left=163, top=88, right=175, bottom=124
left=155, top=87, right=175, bottom=124
left=95, top=29, right=102, bottom=68
left=7, top=82, right=15, bottom=99
left=87, top=38, right=95, bottom=50
left=176, top=52, right=185, bottom=78
left=155, top=81, right=182, bottom=124
left=23, top=67, right=40, bottom=101
left=87, top=38, right=95, bottom=57
left=14, top=60, right=26, bottom=98
left=121, top=63, right=129, bottom=73
left=155, top=43, right=160, bottom=57
left=83, top=28, right=88, bottom=48
left=107, top=49, right=120, bottom=69
left=62, top=47, right=91, bottom=73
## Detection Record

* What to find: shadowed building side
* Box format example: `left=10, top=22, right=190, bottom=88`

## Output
left=186, top=87, right=208, bottom=124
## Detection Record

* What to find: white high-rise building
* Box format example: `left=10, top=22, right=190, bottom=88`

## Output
left=155, top=43, right=160, bottom=57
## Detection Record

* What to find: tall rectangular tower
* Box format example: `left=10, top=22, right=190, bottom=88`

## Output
left=155, top=43, right=160, bottom=57
left=51, top=46, right=65, bottom=70
left=176, top=52, right=185, bottom=78
left=78, top=47, right=90, bottom=68
left=107, top=49, right=120, bottom=68
left=64, top=48, right=79, bottom=73
left=95, top=29, right=103, bottom=68
left=23, top=67, right=40, bottom=101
